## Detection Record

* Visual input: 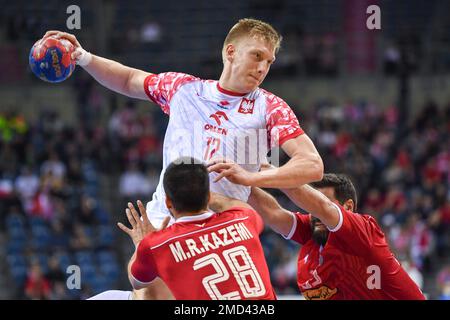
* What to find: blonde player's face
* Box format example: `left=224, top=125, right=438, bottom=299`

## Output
left=230, top=36, right=276, bottom=92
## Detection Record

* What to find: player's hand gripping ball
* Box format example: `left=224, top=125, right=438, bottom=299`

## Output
left=29, top=36, right=76, bottom=83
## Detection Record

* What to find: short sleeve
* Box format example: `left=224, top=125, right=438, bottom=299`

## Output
left=263, top=90, right=304, bottom=149
left=130, top=237, right=158, bottom=285
left=328, top=204, right=386, bottom=256
left=143, top=72, right=198, bottom=115
left=284, top=212, right=312, bottom=245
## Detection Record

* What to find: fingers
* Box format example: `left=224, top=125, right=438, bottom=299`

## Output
left=43, top=31, right=81, bottom=48
left=207, top=163, right=231, bottom=173
left=43, top=30, right=60, bottom=39
left=128, top=202, right=141, bottom=226
left=206, top=157, right=233, bottom=167
left=206, top=158, right=224, bottom=167
left=117, top=222, right=132, bottom=236
left=213, top=169, right=231, bottom=183
left=137, top=200, right=157, bottom=233
left=125, top=208, right=137, bottom=228
left=71, top=49, right=82, bottom=60
left=158, top=216, right=171, bottom=231
left=137, top=200, right=148, bottom=222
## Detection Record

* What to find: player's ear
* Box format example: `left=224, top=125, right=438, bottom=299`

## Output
left=165, top=197, right=173, bottom=210
left=225, top=43, right=235, bottom=63
left=343, top=199, right=354, bottom=212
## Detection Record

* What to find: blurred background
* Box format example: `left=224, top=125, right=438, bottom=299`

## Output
left=0, top=0, right=449, bottom=299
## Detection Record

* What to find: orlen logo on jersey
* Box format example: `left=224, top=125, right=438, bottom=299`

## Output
left=209, top=111, right=229, bottom=126
left=238, top=98, right=255, bottom=114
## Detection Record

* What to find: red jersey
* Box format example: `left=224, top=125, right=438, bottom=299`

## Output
left=130, top=207, right=276, bottom=300
left=286, top=203, right=425, bottom=300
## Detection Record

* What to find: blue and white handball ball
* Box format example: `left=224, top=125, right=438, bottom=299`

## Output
left=29, top=36, right=76, bottom=83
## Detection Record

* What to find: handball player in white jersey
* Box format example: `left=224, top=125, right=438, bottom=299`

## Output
left=42, top=18, right=323, bottom=299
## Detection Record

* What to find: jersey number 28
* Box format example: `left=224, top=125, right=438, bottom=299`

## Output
left=193, top=245, right=266, bottom=300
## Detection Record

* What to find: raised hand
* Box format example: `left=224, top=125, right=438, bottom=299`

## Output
left=207, top=158, right=257, bottom=186
left=117, top=200, right=170, bottom=246
left=41, top=30, right=93, bottom=66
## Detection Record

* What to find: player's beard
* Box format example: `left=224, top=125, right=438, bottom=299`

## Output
left=311, top=217, right=329, bottom=246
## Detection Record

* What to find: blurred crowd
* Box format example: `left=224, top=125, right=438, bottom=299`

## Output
left=0, top=108, right=120, bottom=299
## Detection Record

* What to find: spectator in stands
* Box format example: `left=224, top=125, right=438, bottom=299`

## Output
left=50, top=220, right=71, bottom=250
left=70, top=223, right=93, bottom=251
left=46, top=255, right=66, bottom=289
left=437, top=265, right=450, bottom=300
left=14, top=166, right=39, bottom=212
left=24, top=262, right=51, bottom=300
left=76, top=195, right=99, bottom=226
left=119, top=162, right=148, bottom=200
left=41, top=151, right=66, bottom=181
left=401, top=256, right=424, bottom=290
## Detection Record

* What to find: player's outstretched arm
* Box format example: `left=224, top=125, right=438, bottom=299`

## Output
left=247, top=187, right=294, bottom=237
left=42, top=31, right=151, bottom=100
left=118, top=200, right=173, bottom=297
left=281, top=184, right=340, bottom=230
left=253, top=134, right=323, bottom=188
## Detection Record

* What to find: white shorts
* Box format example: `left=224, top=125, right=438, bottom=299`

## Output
left=87, top=290, right=133, bottom=300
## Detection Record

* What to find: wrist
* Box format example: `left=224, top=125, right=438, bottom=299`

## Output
left=133, top=239, right=141, bottom=249
left=247, top=171, right=261, bottom=187
left=76, top=47, right=92, bottom=67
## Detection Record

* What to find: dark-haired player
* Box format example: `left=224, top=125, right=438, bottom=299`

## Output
left=208, top=160, right=425, bottom=299
left=119, top=157, right=276, bottom=300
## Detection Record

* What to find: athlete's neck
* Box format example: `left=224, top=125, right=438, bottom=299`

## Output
left=173, top=208, right=209, bottom=220
left=218, top=71, right=249, bottom=96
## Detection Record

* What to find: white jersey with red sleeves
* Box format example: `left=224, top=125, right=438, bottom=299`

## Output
left=130, top=207, right=276, bottom=300
left=143, top=72, right=304, bottom=226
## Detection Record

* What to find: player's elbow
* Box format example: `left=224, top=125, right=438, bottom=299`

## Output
left=309, top=154, right=324, bottom=182
left=129, top=274, right=152, bottom=290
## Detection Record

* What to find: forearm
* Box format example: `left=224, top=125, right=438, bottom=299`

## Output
left=281, top=184, right=339, bottom=228
left=82, top=54, right=144, bottom=98
left=252, top=153, right=323, bottom=188
left=248, top=187, right=293, bottom=236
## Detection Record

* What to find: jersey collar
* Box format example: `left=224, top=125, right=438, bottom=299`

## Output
left=216, top=82, right=248, bottom=97
left=175, top=211, right=215, bottom=223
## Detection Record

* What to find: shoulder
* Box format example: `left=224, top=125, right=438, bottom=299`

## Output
left=339, top=204, right=381, bottom=229
left=328, top=204, right=387, bottom=250
left=257, top=88, right=290, bottom=109
left=286, top=212, right=312, bottom=243
left=216, top=206, right=260, bottom=225
left=140, top=225, right=180, bottom=250
left=144, top=72, right=201, bottom=90
left=218, top=206, right=257, bottom=218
